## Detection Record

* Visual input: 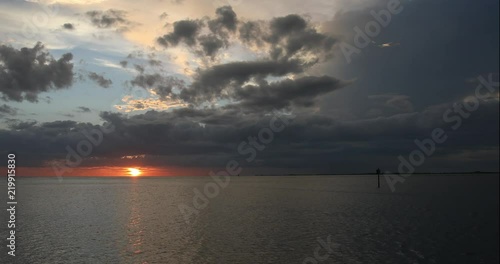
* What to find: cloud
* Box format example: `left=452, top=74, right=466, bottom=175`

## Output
left=76, top=106, right=91, bottom=113
left=133, top=16, right=341, bottom=109
left=126, top=7, right=346, bottom=115
left=114, top=93, right=187, bottom=112
left=0, top=0, right=497, bottom=174
left=155, top=7, right=238, bottom=57
left=179, top=60, right=304, bottom=104
left=208, top=6, right=238, bottom=35
left=119, top=60, right=128, bottom=68
left=159, top=12, right=168, bottom=20
left=0, top=104, right=17, bottom=117
left=198, top=34, right=226, bottom=57
left=266, top=15, right=337, bottom=61
left=367, top=94, right=414, bottom=117
left=157, top=19, right=203, bottom=47
left=134, top=64, right=145, bottom=73
left=156, top=7, right=337, bottom=64
left=8, top=120, right=37, bottom=130
left=238, top=21, right=264, bottom=47
left=231, top=75, right=349, bottom=110
left=62, top=23, right=75, bottom=30
left=0, top=42, right=74, bottom=102
left=87, top=72, right=112, bottom=88
left=268, top=14, right=307, bottom=41
left=85, top=9, right=133, bottom=31
left=148, top=58, right=162, bottom=67
left=40, top=120, right=78, bottom=129
left=385, top=94, right=413, bottom=112
left=130, top=73, right=186, bottom=100
left=1, top=99, right=497, bottom=171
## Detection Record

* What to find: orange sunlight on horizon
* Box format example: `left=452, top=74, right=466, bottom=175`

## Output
left=7, top=166, right=208, bottom=177
left=127, top=168, right=142, bottom=177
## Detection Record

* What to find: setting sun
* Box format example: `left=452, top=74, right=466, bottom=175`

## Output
left=128, top=168, right=142, bottom=177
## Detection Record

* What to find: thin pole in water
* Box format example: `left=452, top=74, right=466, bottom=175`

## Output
left=376, top=168, right=381, bottom=188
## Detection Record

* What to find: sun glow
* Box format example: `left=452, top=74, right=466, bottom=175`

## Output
left=128, top=168, right=142, bottom=177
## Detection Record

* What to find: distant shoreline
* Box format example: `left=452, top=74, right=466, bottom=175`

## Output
left=266, top=171, right=500, bottom=176
left=12, top=171, right=500, bottom=178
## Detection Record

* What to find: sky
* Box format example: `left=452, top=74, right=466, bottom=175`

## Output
left=0, top=0, right=498, bottom=176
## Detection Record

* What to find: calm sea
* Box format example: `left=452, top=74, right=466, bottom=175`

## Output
left=2, top=174, right=498, bottom=263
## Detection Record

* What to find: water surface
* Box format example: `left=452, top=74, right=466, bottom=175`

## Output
left=3, top=174, right=498, bottom=263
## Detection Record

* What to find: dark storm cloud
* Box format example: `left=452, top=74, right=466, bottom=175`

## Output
left=0, top=119, right=111, bottom=166
left=119, top=60, right=128, bottom=68
left=231, top=76, right=349, bottom=110
left=179, top=60, right=304, bottom=104
left=133, top=26, right=340, bottom=108
left=0, top=104, right=17, bottom=117
left=130, top=73, right=185, bottom=100
left=198, top=35, right=226, bottom=57
left=85, top=9, right=132, bottom=31
left=152, top=5, right=338, bottom=112
left=157, top=8, right=336, bottom=60
left=87, top=72, right=112, bottom=88
left=130, top=73, right=163, bottom=88
left=208, top=6, right=238, bottom=35
left=148, top=59, right=162, bottom=67
left=1, top=98, right=497, bottom=171
left=0, top=42, right=74, bottom=102
left=153, top=7, right=237, bottom=56
left=157, top=19, right=203, bottom=47
left=8, top=120, right=37, bottom=130
left=76, top=106, right=91, bottom=113
left=41, top=120, right=78, bottom=129
left=134, top=102, right=145, bottom=109
left=264, top=14, right=337, bottom=60
left=10, top=1, right=489, bottom=173
left=268, top=14, right=307, bottom=41
left=238, top=21, right=264, bottom=47
left=62, top=23, right=74, bottom=30
left=318, top=0, right=499, bottom=118
left=134, top=64, right=145, bottom=73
